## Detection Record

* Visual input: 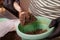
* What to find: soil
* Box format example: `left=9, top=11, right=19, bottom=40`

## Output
left=26, top=29, right=47, bottom=35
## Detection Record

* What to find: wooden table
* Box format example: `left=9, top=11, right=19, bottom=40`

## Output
left=0, top=10, right=60, bottom=40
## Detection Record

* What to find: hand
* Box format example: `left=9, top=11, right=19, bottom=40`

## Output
left=47, top=17, right=60, bottom=39
left=19, top=11, right=37, bottom=25
left=14, top=2, right=37, bottom=25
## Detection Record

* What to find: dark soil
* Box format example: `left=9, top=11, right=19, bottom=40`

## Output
left=26, top=29, right=47, bottom=35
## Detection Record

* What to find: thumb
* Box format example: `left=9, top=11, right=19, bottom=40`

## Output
left=13, top=2, right=22, bottom=12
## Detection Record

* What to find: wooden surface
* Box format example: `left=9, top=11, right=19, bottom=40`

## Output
left=0, top=9, right=60, bottom=40
left=0, top=31, right=21, bottom=40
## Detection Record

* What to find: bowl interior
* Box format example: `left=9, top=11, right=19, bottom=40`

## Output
left=18, top=16, right=52, bottom=33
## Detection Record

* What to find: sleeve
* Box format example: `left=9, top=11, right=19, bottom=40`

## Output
left=3, top=0, right=20, bottom=17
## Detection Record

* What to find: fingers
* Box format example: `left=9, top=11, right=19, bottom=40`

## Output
left=25, top=12, right=31, bottom=23
left=19, top=11, right=37, bottom=26
left=19, top=12, right=25, bottom=25
left=19, top=11, right=31, bottom=25
left=13, top=2, right=22, bottom=12
left=24, top=12, right=37, bottom=24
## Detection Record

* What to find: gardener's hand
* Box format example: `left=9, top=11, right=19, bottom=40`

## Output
left=47, top=17, right=60, bottom=39
left=19, top=11, right=37, bottom=25
left=14, top=2, right=37, bottom=25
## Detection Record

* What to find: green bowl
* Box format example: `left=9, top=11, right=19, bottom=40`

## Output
left=16, top=16, right=54, bottom=40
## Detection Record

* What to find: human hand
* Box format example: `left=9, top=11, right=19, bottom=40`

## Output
left=14, top=2, right=37, bottom=25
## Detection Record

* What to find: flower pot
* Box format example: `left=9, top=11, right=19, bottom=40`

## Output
left=16, top=16, right=54, bottom=40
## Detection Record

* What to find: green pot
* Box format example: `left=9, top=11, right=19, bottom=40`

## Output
left=16, top=16, right=54, bottom=40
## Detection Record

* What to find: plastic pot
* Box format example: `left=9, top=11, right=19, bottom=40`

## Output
left=16, top=16, right=54, bottom=40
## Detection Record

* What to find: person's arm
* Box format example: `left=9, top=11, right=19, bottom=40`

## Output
left=14, top=2, right=37, bottom=25
left=20, top=0, right=30, bottom=11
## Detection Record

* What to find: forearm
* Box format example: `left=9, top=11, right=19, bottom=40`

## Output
left=20, top=0, right=30, bottom=11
